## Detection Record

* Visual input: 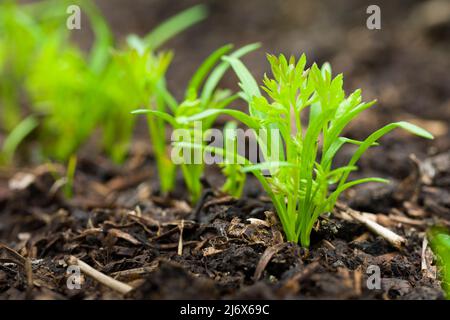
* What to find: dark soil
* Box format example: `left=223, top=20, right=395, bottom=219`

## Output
left=0, top=0, right=449, bottom=299
left=0, top=147, right=448, bottom=300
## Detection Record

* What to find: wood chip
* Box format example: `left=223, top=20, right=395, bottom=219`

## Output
left=8, top=172, right=35, bottom=191
left=247, top=218, right=271, bottom=228
left=107, top=228, right=140, bottom=245
left=202, top=247, right=223, bottom=257
left=253, top=243, right=287, bottom=281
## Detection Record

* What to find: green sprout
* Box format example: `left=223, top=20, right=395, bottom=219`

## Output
left=0, top=0, right=112, bottom=162
left=0, top=2, right=207, bottom=165
left=25, top=32, right=97, bottom=161
left=180, top=53, right=433, bottom=246
left=97, top=4, right=208, bottom=164
left=133, top=43, right=260, bottom=203
left=220, top=121, right=246, bottom=198
left=99, top=42, right=173, bottom=164
left=0, top=0, right=50, bottom=131
left=428, top=227, right=450, bottom=299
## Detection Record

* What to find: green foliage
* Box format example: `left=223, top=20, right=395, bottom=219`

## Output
left=0, top=0, right=54, bottom=131
left=181, top=53, right=433, bottom=246
left=143, top=4, right=208, bottom=50
left=99, top=41, right=173, bottom=163
left=428, top=227, right=450, bottom=299
left=0, top=115, right=38, bottom=163
left=220, top=122, right=246, bottom=198
left=0, top=1, right=207, bottom=165
left=26, top=32, right=99, bottom=161
left=0, top=0, right=111, bottom=161
left=133, top=43, right=260, bottom=203
left=98, top=4, right=207, bottom=164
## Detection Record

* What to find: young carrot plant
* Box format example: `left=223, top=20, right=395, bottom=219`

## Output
left=99, top=41, right=173, bottom=164
left=0, top=0, right=58, bottom=132
left=180, top=53, right=433, bottom=246
left=26, top=35, right=98, bottom=161
left=220, top=121, right=246, bottom=198
left=1, top=2, right=206, bottom=165
left=97, top=4, right=207, bottom=164
left=0, top=0, right=113, bottom=163
left=133, top=43, right=260, bottom=203
left=428, top=227, right=450, bottom=299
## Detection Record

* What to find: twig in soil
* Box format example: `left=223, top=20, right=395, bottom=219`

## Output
left=0, top=243, right=26, bottom=265
left=191, top=188, right=214, bottom=220
left=25, top=259, right=33, bottom=288
left=253, top=243, right=287, bottom=281
left=149, top=241, right=198, bottom=250
left=178, top=219, right=184, bottom=256
left=150, top=226, right=179, bottom=241
left=387, top=214, right=427, bottom=229
left=321, top=239, right=336, bottom=250
left=107, top=228, right=140, bottom=245
left=347, top=210, right=406, bottom=249
left=422, top=236, right=429, bottom=272
left=110, top=261, right=159, bottom=281
left=68, top=256, right=133, bottom=295
left=0, top=244, right=34, bottom=293
left=421, top=236, right=436, bottom=279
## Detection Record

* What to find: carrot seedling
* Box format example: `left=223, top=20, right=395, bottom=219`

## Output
left=133, top=43, right=260, bottom=203
left=97, top=4, right=208, bottom=164
left=428, top=227, right=450, bottom=299
left=0, top=0, right=48, bottom=131
left=180, top=53, right=433, bottom=246
left=1, top=2, right=207, bottom=165
left=220, top=121, right=246, bottom=198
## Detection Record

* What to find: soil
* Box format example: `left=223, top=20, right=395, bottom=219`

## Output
left=0, top=0, right=449, bottom=299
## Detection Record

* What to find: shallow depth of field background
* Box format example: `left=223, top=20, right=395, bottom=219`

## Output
left=0, top=0, right=448, bottom=301
left=79, top=0, right=449, bottom=114
left=77, top=0, right=449, bottom=158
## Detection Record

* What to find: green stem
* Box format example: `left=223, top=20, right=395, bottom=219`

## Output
left=64, top=154, right=77, bottom=199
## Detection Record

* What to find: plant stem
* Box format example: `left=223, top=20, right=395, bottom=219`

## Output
left=64, top=154, right=77, bottom=199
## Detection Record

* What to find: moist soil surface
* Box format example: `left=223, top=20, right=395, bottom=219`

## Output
left=0, top=147, right=448, bottom=300
left=0, top=0, right=449, bottom=299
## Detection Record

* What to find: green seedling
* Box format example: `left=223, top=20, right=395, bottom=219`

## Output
left=26, top=34, right=98, bottom=161
left=428, top=227, right=450, bottom=299
left=1, top=2, right=207, bottom=166
left=133, top=43, right=260, bottom=203
left=64, top=154, right=77, bottom=198
left=220, top=121, right=246, bottom=198
left=180, top=53, right=433, bottom=246
left=0, top=0, right=110, bottom=163
left=102, top=42, right=174, bottom=166
left=97, top=4, right=207, bottom=164
left=0, top=0, right=44, bottom=131
left=0, top=0, right=79, bottom=132
left=0, top=115, right=39, bottom=164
